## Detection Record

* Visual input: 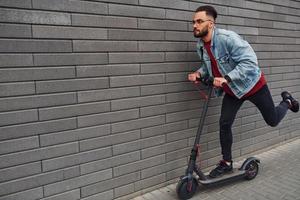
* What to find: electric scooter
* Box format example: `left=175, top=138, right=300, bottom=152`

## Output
left=176, top=77, right=260, bottom=200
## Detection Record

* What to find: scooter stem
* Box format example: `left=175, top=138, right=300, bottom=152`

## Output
left=193, top=86, right=213, bottom=147
left=185, top=84, right=213, bottom=179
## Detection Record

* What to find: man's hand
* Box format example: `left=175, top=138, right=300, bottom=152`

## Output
left=188, top=72, right=201, bottom=82
left=213, top=77, right=227, bottom=87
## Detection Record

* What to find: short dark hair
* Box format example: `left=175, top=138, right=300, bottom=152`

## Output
left=195, top=5, right=217, bottom=20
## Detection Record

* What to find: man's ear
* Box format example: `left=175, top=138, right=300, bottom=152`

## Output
left=209, top=21, right=214, bottom=29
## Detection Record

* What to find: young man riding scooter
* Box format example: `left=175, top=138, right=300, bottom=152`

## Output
left=188, top=5, right=299, bottom=178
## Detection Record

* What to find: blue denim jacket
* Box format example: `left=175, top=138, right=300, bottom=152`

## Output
left=196, top=28, right=261, bottom=99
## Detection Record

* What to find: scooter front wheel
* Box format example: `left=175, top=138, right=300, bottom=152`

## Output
left=176, top=176, right=198, bottom=200
left=244, top=160, right=259, bottom=180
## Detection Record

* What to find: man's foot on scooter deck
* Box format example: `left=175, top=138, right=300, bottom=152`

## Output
left=281, top=91, right=299, bottom=113
left=209, top=160, right=233, bottom=178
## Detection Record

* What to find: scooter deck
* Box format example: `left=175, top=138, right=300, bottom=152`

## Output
left=199, top=168, right=245, bottom=185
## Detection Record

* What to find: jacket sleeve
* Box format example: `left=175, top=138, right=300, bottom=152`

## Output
left=225, top=33, right=260, bottom=81
left=196, top=46, right=209, bottom=78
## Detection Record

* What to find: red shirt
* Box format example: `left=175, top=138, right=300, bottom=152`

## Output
left=204, top=41, right=266, bottom=99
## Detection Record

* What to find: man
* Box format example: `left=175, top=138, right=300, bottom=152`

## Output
left=188, top=5, right=299, bottom=178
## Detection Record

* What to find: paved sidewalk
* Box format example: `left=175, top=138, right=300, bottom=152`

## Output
left=133, top=139, right=300, bottom=200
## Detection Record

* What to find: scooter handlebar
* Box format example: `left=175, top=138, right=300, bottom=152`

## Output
left=196, top=77, right=214, bottom=86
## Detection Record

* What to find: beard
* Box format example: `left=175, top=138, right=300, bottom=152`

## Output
left=193, top=25, right=209, bottom=38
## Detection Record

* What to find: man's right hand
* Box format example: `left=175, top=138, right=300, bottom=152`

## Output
left=188, top=72, right=201, bottom=82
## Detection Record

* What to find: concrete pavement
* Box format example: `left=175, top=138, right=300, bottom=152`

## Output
left=133, top=138, right=300, bottom=200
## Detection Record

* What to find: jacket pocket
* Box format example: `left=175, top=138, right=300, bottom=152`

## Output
left=217, top=54, right=230, bottom=64
left=217, top=54, right=232, bottom=74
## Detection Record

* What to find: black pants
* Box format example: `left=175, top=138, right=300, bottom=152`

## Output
left=220, top=84, right=289, bottom=161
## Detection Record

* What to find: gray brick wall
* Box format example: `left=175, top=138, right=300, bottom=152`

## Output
left=0, top=0, right=299, bottom=199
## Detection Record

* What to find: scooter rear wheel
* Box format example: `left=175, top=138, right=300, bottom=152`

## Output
left=244, top=160, right=259, bottom=180
left=176, top=177, right=198, bottom=200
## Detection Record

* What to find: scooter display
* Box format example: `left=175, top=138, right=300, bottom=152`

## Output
left=176, top=77, right=260, bottom=200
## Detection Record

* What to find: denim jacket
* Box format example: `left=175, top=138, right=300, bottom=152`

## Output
left=196, top=27, right=261, bottom=99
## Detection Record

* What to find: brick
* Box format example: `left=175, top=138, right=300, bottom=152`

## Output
left=0, top=0, right=31, bottom=8
left=166, top=128, right=197, bottom=142
left=141, top=84, right=166, bottom=96
left=139, top=42, right=188, bottom=52
left=245, top=18, right=273, bottom=29
left=166, top=9, right=193, bottom=21
left=0, top=118, right=77, bottom=141
left=0, top=109, right=38, bottom=126
left=0, top=162, right=41, bottom=183
left=138, top=19, right=187, bottom=31
left=110, top=74, right=165, bottom=87
left=111, top=95, right=165, bottom=111
left=40, top=124, right=110, bottom=146
left=0, top=136, right=39, bottom=155
left=111, top=115, right=166, bottom=134
left=141, top=121, right=188, bottom=138
left=114, top=155, right=165, bottom=177
left=217, top=15, right=245, bottom=26
left=114, top=184, right=135, bottom=198
left=140, top=105, right=166, bottom=118
left=76, top=64, right=140, bottom=78
left=259, top=28, right=296, bottom=37
left=141, top=157, right=186, bottom=179
left=141, top=62, right=192, bottom=74
left=0, top=82, right=35, bottom=97
left=32, top=0, right=107, bottom=14
left=78, top=87, right=140, bottom=103
left=113, top=135, right=165, bottom=155
left=40, top=189, right=80, bottom=200
left=33, top=25, right=107, bottom=39
left=228, top=7, right=260, bottom=19
left=0, top=39, right=72, bottom=53
left=165, top=31, right=195, bottom=41
left=166, top=147, right=190, bottom=162
left=72, top=14, right=137, bottom=28
left=0, top=166, right=78, bottom=196
left=73, top=40, right=138, bottom=52
left=39, top=101, right=110, bottom=121
left=166, top=52, right=199, bottom=62
left=79, top=130, right=140, bottom=151
left=141, top=139, right=188, bottom=159
left=109, top=4, right=165, bottom=19
left=139, top=0, right=189, bottom=10
left=81, top=190, right=113, bottom=200
left=0, top=142, right=78, bottom=169
left=166, top=72, right=189, bottom=83
left=169, top=100, right=202, bottom=113
left=80, top=151, right=140, bottom=175
left=44, top=169, right=112, bottom=196
left=0, top=92, right=76, bottom=113
left=0, top=23, right=31, bottom=38
left=109, top=29, right=164, bottom=41
left=96, top=0, right=138, bottom=4
left=0, top=66, right=75, bottom=83
left=78, top=109, right=139, bottom=128
left=42, top=147, right=111, bottom=172
left=0, top=54, right=33, bottom=67
left=134, top=174, right=166, bottom=191
left=166, top=166, right=186, bottom=181
left=36, top=77, right=109, bottom=94
left=166, top=109, right=200, bottom=124
left=165, top=82, right=194, bottom=93
left=0, top=8, right=71, bottom=25
left=0, top=187, right=43, bottom=200
left=81, top=172, right=140, bottom=197
left=245, top=1, right=274, bottom=12
left=33, top=53, right=108, bottom=66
